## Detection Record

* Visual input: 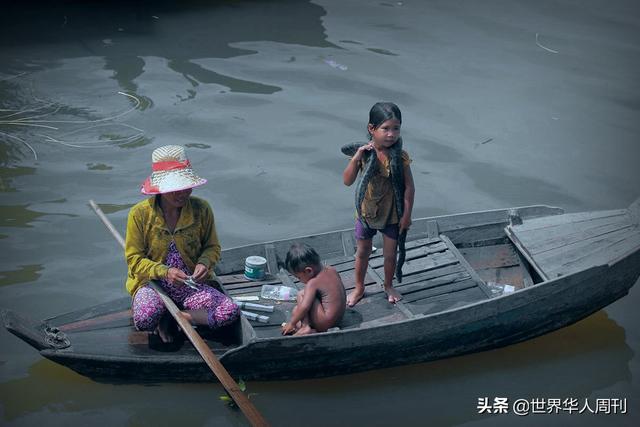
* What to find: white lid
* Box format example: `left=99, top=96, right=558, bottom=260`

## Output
left=245, top=256, right=267, bottom=266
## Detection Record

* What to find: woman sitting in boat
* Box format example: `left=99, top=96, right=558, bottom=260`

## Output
left=125, top=145, right=239, bottom=343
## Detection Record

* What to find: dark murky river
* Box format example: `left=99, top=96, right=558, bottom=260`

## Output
left=1, top=0, right=639, bottom=425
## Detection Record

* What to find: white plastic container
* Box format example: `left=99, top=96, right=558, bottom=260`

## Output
left=260, top=284, right=297, bottom=302
left=241, top=310, right=270, bottom=323
left=237, top=302, right=275, bottom=313
left=244, top=256, right=267, bottom=280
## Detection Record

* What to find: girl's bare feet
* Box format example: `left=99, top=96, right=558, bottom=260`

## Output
left=384, top=286, right=402, bottom=304
left=347, top=288, right=365, bottom=307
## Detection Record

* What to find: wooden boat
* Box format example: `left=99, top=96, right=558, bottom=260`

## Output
left=4, top=199, right=640, bottom=382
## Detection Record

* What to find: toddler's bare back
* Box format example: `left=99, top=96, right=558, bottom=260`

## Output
left=313, top=266, right=347, bottom=323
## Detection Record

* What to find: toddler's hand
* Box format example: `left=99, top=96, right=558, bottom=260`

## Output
left=281, top=322, right=296, bottom=335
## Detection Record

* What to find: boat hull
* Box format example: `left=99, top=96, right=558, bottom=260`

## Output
left=5, top=202, right=639, bottom=382
left=38, top=248, right=639, bottom=382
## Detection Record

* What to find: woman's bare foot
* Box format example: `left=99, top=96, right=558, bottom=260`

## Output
left=384, top=286, right=402, bottom=304
left=347, top=288, right=365, bottom=307
left=294, top=325, right=317, bottom=336
left=155, top=313, right=175, bottom=343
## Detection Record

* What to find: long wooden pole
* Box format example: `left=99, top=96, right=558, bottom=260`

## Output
left=88, top=200, right=269, bottom=427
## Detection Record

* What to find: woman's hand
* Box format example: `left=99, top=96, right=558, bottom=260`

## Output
left=399, top=214, right=412, bottom=233
left=191, top=263, right=209, bottom=282
left=166, top=267, right=188, bottom=285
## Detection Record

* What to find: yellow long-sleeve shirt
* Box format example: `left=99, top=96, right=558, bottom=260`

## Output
left=124, top=195, right=221, bottom=296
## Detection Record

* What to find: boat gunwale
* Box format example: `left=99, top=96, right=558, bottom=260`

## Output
left=219, top=204, right=565, bottom=253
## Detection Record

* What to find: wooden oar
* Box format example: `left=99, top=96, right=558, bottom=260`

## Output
left=88, top=200, right=269, bottom=427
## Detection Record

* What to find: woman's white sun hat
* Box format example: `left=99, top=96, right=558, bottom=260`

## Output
left=141, top=145, right=207, bottom=195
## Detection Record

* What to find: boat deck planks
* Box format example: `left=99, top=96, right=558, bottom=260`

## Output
left=507, top=208, right=640, bottom=279
left=40, top=298, right=240, bottom=358
left=227, top=234, right=491, bottom=335
left=460, top=244, right=532, bottom=289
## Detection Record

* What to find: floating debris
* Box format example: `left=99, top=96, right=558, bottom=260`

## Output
left=367, top=48, right=398, bottom=56
left=87, top=163, right=113, bottom=171
left=184, top=143, right=211, bottom=149
left=474, top=137, right=494, bottom=149
left=324, top=59, right=348, bottom=71
left=535, top=33, right=559, bottom=54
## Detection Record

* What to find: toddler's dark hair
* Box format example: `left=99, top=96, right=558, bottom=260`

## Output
left=285, top=243, right=321, bottom=273
left=367, top=102, right=402, bottom=140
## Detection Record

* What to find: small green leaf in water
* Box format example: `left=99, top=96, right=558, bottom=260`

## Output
left=185, top=143, right=210, bottom=149
left=87, top=163, right=113, bottom=171
left=219, top=395, right=236, bottom=407
left=238, top=378, right=246, bottom=392
left=99, top=133, right=128, bottom=141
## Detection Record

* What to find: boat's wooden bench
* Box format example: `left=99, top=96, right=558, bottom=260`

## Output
left=506, top=208, right=640, bottom=280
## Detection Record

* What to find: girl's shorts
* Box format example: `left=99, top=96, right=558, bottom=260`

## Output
left=355, top=218, right=399, bottom=241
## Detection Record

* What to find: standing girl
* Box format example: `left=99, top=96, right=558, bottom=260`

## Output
left=342, top=102, right=415, bottom=306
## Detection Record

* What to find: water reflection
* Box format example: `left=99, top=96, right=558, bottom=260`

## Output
left=0, top=264, right=43, bottom=287
left=1, top=0, right=334, bottom=97
left=0, top=166, right=35, bottom=192
left=167, top=60, right=281, bottom=95
left=0, top=205, right=46, bottom=228
left=254, top=311, right=633, bottom=426
left=0, top=204, right=77, bottom=228
left=0, top=360, right=241, bottom=426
